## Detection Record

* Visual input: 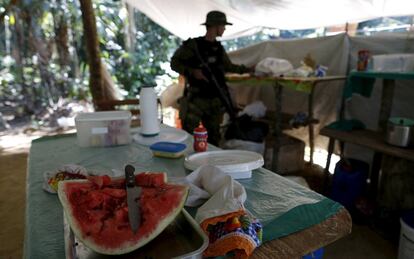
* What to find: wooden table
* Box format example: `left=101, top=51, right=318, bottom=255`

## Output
left=322, top=71, right=414, bottom=196
left=227, top=75, right=346, bottom=170
left=253, top=207, right=351, bottom=258
left=341, top=71, right=414, bottom=131
left=320, top=127, right=414, bottom=196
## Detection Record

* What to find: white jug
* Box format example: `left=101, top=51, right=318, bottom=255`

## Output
left=140, top=86, right=160, bottom=136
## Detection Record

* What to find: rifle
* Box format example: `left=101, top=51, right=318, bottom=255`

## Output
left=190, top=39, right=237, bottom=121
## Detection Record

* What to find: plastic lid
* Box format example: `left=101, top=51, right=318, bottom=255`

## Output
left=75, top=111, right=131, bottom=122
left=194, top=122, right=207, bottom=133
left=389, top=117, right=414, bottom=126
left=150, top=142, right=186, bottom=153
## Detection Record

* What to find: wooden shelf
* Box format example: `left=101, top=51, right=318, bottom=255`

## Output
left=320, top=127, right=414, bottom=162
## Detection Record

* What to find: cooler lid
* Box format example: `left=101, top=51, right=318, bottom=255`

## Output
left=75, top=111, right=131, bottom=122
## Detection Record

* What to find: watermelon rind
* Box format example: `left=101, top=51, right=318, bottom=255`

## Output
left=57, top=176, right=188, bottom=255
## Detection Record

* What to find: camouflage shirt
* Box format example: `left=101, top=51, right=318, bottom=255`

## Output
left=170, top=36, right=249, bottom=99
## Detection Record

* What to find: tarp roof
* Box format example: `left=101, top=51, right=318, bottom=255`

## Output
left=124, top=0, right=414, bottom=40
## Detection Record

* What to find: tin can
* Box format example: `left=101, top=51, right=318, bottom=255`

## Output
left=357, top=50, right=370, bottom=71
left=193, top=122, right=208, bottom=152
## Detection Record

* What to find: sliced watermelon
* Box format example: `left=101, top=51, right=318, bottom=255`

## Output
left=58, top=173, right=188, bottom=255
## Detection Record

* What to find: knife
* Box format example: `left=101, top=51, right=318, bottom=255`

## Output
left=125, top=164, right=141, bottom=233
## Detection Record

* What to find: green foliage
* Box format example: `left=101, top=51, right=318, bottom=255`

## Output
left=95, top=3, right=180, bottom=97
left=0, top=0, right=180, bottom=117
left=4, top=0, right=409, bottom=119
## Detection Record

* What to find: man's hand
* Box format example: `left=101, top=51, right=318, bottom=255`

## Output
left=192, top=69, right=208, bottom=81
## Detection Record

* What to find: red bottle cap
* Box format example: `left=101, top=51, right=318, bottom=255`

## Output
left=194, top=122, right=207, bottom=134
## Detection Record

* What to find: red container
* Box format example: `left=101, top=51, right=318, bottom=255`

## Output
left=193, top=122, right=208, bottom=152
left=357, top=50, right=370, bottom=71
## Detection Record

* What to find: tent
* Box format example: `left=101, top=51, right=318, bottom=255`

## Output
left=124, top=0, right=414, bottom=39
left=127, top=0, right=414, bottom=184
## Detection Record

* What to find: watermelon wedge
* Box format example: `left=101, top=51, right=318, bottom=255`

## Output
left=58, top=172, right=188, bottom=255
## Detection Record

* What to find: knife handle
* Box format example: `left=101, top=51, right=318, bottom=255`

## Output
left=125, top=165, right=136, bottom=187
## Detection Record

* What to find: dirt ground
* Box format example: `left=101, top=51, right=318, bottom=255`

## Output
left=0, top=151, right=27, bottom=259
left=0, top=137, right=30, bottom=259
left=0, top=127, right=75, bottom=259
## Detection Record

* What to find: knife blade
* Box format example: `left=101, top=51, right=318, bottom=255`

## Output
left=125, top=164, right=141, bottom=233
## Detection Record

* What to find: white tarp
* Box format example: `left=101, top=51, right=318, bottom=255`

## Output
left=227, top=33, right=349, bottom=150
left=226, top=32, right=414, bottom=163
left=124, top=0, right=414, bottom=39
left=160, top=32, right=414, bottom=161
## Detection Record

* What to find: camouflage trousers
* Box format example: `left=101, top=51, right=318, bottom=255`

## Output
left=179, top=96, right=223, bottom=146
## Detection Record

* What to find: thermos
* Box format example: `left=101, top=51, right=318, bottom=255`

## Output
left=140, top=85, right=160, bottom=136
left=193, top=122, right=208, bottom=152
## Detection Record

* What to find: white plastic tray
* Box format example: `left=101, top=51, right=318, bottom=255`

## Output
left=184, top=150, right=264, bottom=179
left=133, top=126, right=188, bottom=146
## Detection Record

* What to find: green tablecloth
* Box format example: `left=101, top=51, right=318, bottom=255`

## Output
left=24, top=132, right=342, bottom=258
left=343, top=70, right=414, bottom=99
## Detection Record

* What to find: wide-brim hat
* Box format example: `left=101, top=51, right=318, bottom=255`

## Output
left=201, top=10, right=233, bottom=26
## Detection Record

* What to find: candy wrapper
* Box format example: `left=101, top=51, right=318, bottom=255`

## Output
left=43, top=164, right=88, bottom=194
left=315, top=65, right=328, bottom=77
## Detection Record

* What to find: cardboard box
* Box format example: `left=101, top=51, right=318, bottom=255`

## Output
left=75, top=111, right=131, bottom=147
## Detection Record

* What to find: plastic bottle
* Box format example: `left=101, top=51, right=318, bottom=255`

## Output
left=193, top=122, right=208, bottom=152
left=140, top=85, right=160, bottom=136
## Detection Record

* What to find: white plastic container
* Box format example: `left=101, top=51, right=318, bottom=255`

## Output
left=75, top=111, right=131, bottom=147
left=399, top=215, right=414, bottom=259
left=372, top=54, right=414, bottom=73
left=140, top=86, right=160, bottom=136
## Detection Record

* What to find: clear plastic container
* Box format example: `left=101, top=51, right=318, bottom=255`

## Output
left=75, top=111, right=131, bottom=147
left=372, top=54, right=414, bottom=72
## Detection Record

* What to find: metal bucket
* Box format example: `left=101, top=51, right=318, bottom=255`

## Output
left=385, top=117, right=414, bottom=147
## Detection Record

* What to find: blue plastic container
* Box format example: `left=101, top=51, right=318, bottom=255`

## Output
left=330, top=158, right=369, bottom=211
left=399, top=210, right=414, bottom=259
left=149, top=142, right=187, bottom=158
left=303, top=247, right=324, bottom=259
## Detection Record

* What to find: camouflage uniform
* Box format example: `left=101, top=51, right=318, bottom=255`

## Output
left=170, top=36, right=249, bottom=145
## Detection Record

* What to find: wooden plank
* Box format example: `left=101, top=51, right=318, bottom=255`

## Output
left=320, top=128, right=414, bottom=162
left=226, top=74, right=346, bottom=83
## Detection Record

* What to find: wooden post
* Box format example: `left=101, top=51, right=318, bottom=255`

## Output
left=378, top=79, right=395, bottom=132
left=272, top=81, right=283, bottom=172
left=308, top=83, right=316, bottom=165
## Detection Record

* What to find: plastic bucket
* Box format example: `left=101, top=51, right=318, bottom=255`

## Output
left=303, top=247, right=324, bottom=259
left=330, top=158, right=368, bottom=211
left=398, top=211, right=414, bottom=259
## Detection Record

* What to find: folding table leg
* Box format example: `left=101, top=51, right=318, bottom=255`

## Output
left=323, top=137, right=335, bottom=193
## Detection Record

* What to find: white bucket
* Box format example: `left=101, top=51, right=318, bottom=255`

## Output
left=398, top=217, right=414, bottom=259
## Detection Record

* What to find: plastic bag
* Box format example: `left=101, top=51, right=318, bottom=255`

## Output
left=224, top=114, right=269, bottom=143
left=255, top=57, right=294, bottom=76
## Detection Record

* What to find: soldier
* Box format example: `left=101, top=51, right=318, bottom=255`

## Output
left=170, top=10, right=252, bottom=146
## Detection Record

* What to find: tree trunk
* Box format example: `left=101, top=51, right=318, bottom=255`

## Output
left=79, top=0, right=104, bottom=106
left=52, top=0, right=70, bottom=68
left=125, top=3, right=136, bottom=55
left=29, top=30, right=56, bottom=107
left=12, top=7, right=36, bottom=113
left=79, top=0, right=119, bottom=108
